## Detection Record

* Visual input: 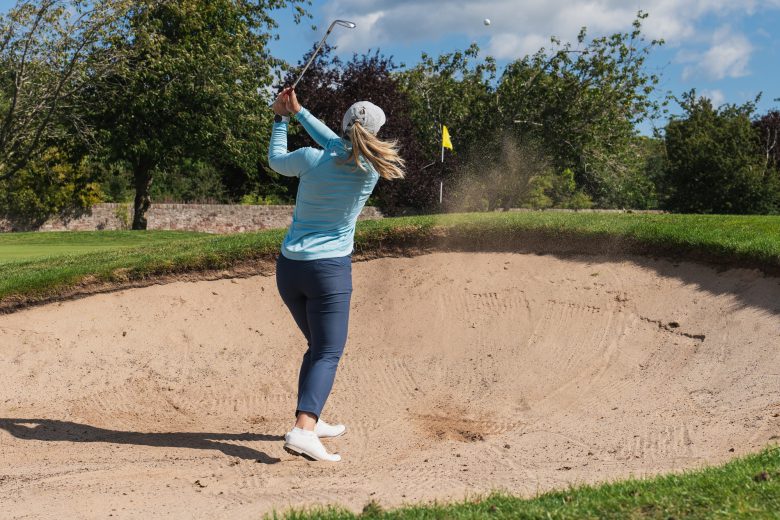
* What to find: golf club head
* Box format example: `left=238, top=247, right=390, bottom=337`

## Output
left=333, top=19, right=357, bottom=29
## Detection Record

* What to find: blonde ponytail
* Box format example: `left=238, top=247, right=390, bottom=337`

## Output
left=344, top=122, right=406, bottom=180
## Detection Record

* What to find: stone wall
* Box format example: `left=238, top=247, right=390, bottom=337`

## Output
left=0, top=203, right=384, bottom=234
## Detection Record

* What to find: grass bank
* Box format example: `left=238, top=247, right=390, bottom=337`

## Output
left=0, top=212, right=778, bottom=311
left=275, top=446, right=780, bottom=519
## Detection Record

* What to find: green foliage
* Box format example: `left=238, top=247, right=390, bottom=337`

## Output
left=396, top=43, right=497, bottom=164
left=0, top=147, right=102, bottom=227
left=5, top=4, right=778, bottom=217
left=0, top=0, right=132, bottom=182
left=150, top=160, right=227, bottom=203
left=395, top=44, right=497, bottom=208
left=755, top=110, right=780, bottom=169
left=88, top=0, right=309, bottom=228
left=525, top=168, right=594, bottom=209
left=95, top=161, right=134, bottom=203
left=240, top=193, right=289, bottom=205
left=240, top=175, right=294, bottom=205
left=632, top=136, right=665, bottom=209
left=450, top=134, right=551, bottom=212
left=663, top=91, right=780, bottom=214
left=584, top=137, right=660, bottom=209
left=395, top=12, right=665, bottom=210
left=113, top=203, right=131, bottom=230
left=497, top=12, right=665, bottom=208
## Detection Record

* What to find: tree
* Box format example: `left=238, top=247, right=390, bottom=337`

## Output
left=88, top=0, right=309, bottom=229
left=280, top=45, right=430, bottom=212
left=0, top=0, right=131, bottom=220
left=497, top=12, right=665, bottom=207
left=393, top=13, right=665, bottom=211
left=663, top=91, right=780, bottom=214
left=754, top=109, right=780, bottom=170
left=396, top=43, right=497, bottom=160
left=396, top=43, right=497, bottom=209
left=524, top=167, right=594, bottom=210
left=632, top=135, right=665, bottom=209
left=0, top=0, right=131, bottom=180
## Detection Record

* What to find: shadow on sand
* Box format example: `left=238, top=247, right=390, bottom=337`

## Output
left=357, top=230, right=780, bottom=317
left=0, top=418, right=282, bottom=463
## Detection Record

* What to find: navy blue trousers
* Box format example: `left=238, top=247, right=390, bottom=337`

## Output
left=275, top=253, right=352, bottom=419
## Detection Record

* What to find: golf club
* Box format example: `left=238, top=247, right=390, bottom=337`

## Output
left=291, top=19, right=356, bottom=89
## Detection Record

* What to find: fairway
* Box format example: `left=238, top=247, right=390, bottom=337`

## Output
left=0, top=230, right=204, bottom=264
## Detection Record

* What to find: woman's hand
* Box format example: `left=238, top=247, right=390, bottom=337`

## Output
left=272, top=87, right=292, bottom=116
left=284, top=89, right=302, bottom=115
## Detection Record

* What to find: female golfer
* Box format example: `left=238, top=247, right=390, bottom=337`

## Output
left=269, top=88, right=405, bottom=461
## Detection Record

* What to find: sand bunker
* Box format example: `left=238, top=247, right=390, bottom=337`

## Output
left=1, top=252, right=779, bottom=518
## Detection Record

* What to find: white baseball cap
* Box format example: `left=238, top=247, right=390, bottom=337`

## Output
left=342, top=101, right=386, bottom=136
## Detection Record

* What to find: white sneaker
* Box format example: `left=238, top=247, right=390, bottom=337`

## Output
left=284, top=427, right=342, bottom=462
left=315, top=419, right=346, bottom=438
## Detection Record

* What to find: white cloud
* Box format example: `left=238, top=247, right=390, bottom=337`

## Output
left=318, top=0, right=778, bottom=72
left=326, top=10, right=385, bottom=54
left=701, top=88, right=726, bottom=106
left=486, top=33, right=549, bottom=60
left=680, top=27, right=753, bottom=80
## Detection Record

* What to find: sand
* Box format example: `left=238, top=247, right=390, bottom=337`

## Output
left=0, top=251, right=779, bottom=518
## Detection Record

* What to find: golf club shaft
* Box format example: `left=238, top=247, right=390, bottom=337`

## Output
left=291, top=25, right=336, bottom=90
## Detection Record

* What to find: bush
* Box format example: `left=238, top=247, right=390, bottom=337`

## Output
left=448, top=134, right=547, bottom=212
left=525, top=168, right=593, bottom=209
left=239, top=193, right=289, bottom=205
left=150, top=159, right=228, bottom=203
left=0, top=147, right=101, bottom=227
left=663, top=91, right=780, bottom=214
left=96, top=161, right=134, bottom=203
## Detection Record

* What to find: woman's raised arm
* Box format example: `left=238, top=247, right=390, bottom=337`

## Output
left=268, top=88, right=322, bottom=177
left=285, top=89, right=341, bottom=150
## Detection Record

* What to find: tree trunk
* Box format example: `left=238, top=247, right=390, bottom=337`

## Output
left=132, top=163, right=153, bottom=230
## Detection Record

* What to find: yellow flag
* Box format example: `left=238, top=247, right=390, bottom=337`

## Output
left=442, top=125, right=453, bottom=150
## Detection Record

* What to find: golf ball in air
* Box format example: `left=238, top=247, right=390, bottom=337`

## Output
left=484, top=18, right=491, bottom=26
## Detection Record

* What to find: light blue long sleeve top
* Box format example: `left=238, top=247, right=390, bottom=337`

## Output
left=268, top=107, right=380, bottom=260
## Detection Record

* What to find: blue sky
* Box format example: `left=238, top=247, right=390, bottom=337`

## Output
left=266, top=0, right=780, bottom=134
left=3, top=0, right=779, bottom=134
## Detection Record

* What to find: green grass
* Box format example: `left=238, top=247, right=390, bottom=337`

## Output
left=1, top=212, right=778, bottom=306
left=0, top=230, right=203, bottom=264
left=0, top=228, right=285, bottom=303
left=353, top=212, right=780, bottom=267
left=275, top=446, right=780, bottom=519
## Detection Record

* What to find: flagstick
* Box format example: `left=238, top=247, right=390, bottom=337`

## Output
left=440, top=137, right=444, bottom=205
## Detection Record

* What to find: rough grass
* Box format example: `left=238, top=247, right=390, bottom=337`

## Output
left=0, top=212, right=778, bottom=308
left=272, top=446, right=780, bottom=519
